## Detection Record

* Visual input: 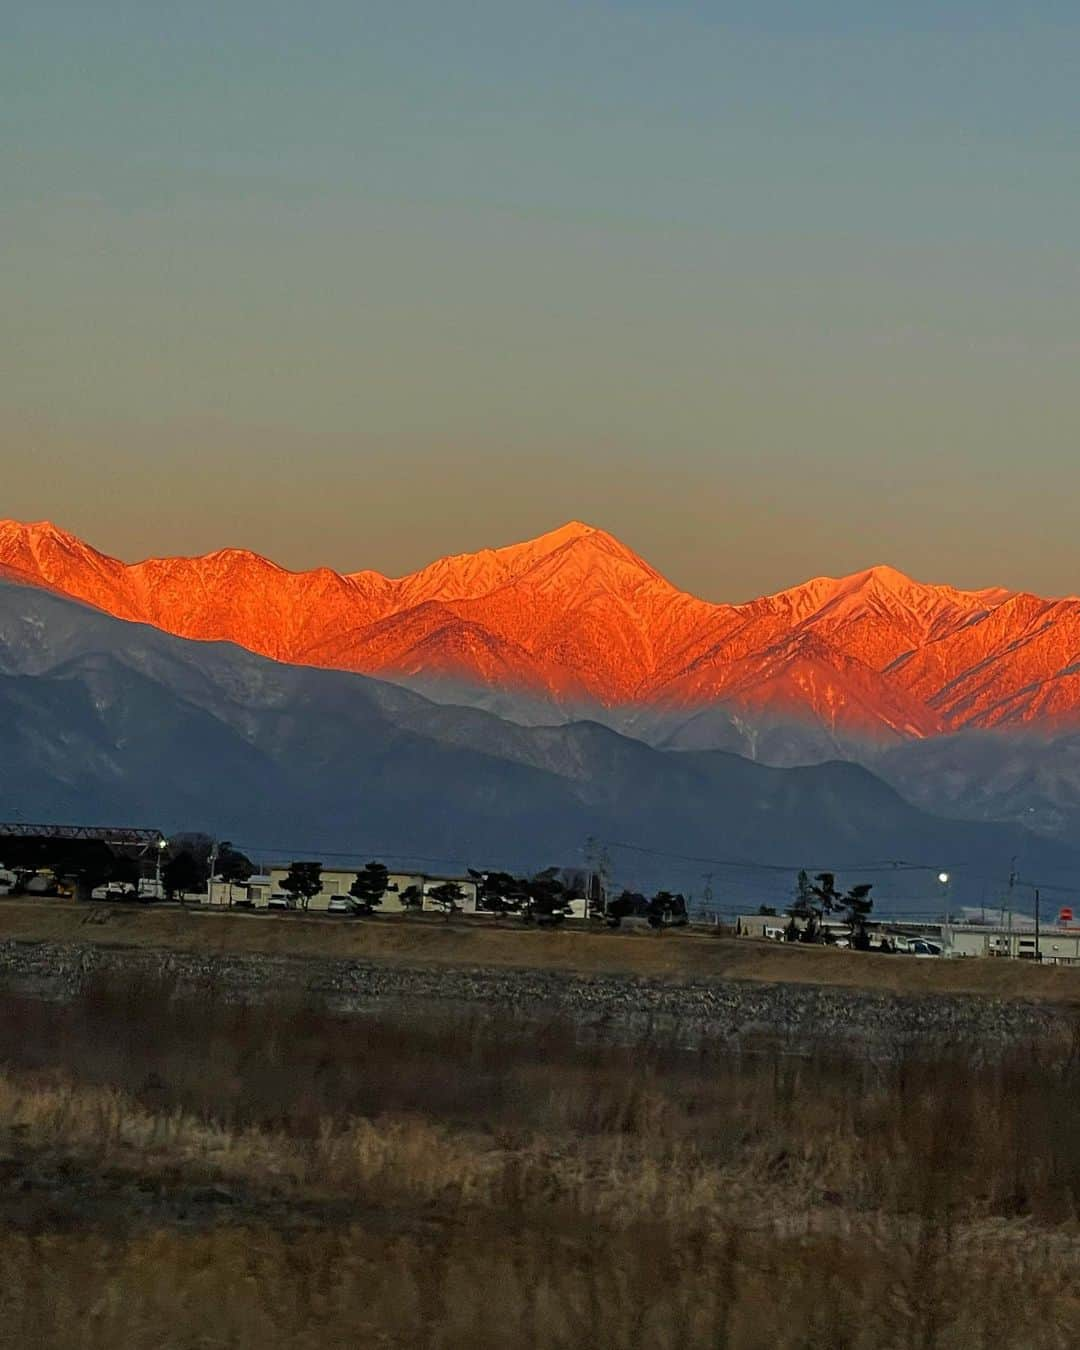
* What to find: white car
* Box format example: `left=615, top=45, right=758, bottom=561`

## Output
left=326, top=896, right=358, bottom=916
left=267, top=894, right=295, bottom=912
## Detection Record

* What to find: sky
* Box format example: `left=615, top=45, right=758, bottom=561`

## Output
left=3, top=2, right=1080, bottom=602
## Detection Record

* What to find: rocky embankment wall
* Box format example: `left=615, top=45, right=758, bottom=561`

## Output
left=0, top=938, right=1072, bottom=1048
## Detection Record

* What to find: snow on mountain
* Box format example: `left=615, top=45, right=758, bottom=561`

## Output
left=390, top=520, right=626, bottom=604
left=653, top=631, right=943, bottom=749
left=0, top=516, right=1074, bottom=753
left=2, top=572, right=1075, bottom=905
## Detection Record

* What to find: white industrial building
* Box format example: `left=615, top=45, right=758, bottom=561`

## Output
left=736, top=913, right=1080, bottom=964
left=942, top=924, right=1080, bottom=964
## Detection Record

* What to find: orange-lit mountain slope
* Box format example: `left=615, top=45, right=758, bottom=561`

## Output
left=0, top=520, right=394, bottom=659
left=3, top=516, right=1074, bottom=744
left=302, top=600, right=592, bottom=703
left=650, top=631, right=943, bottom=744
left=886, top=595, right=1080, bottom=732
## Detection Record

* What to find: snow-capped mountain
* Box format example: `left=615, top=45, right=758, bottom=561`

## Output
left=1, top=572, right=1073, bottom=908
left=3, top=517, right=1079, bottom=759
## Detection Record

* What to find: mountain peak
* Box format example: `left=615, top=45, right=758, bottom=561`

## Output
left=196, top=546, right=283, bottom=571
left=0, top=519, right=116, bottom=580
left=842, top=561, right=1010, bottom=606
left=763, top=560, right=1004, bottom=619
left=2, top=516, right=1070, bottom=745
left=0, top=519, right=84, bottom=549
left=528, top=519, right=600, bottom=546
left=390, top=520, right=660, bottom=605
left=506, top=521, right=664, bottom=591
left=460, top=519, right=618, bottom=567
left=863, top=562, right=912, bottom=587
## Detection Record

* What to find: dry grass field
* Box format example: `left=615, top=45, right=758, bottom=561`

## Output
left=3, top=896, right=1080, bottom=1003
left=0, top=971, right=1079, bottom=1348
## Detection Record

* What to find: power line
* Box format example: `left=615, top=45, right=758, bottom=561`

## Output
left=600, top=838, right=1080, bottom=895
left=226, top=835, right=1080, bottom=900
left=231, top=844, right=474, bottom=868
left=599, top=839, right=974, bottom=875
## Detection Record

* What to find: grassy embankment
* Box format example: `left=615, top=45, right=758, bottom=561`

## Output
left=0, top=971, right=1079, bottom=1347
left=2, top=896, right=1080, bottom=1002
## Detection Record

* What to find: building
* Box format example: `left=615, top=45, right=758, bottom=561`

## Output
left=735, top=914, right=789, bottom=941
left=208, top=868, right=479, bottom=913
left=943, top=923, right=1080, bottom=964
left=207, top=874, right=272, bottom=906
left=736, top=912, right=1080, bottom=964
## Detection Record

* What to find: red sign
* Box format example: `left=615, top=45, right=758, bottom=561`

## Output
left=1060, top=907, right=1074, bottom=925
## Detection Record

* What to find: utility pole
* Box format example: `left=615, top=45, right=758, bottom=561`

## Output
left=207, top=841, right=219, bottom=908
left=584, top=836, right=612, bottom=917
left=155, top=836, right=167, bottom=902
left=597, top=843, right=611, bottom=917
left=1035, top=888, right=1041, bottom=963
left=1006, top=861, right=1017, bottom=956
left=702, top=872, right=714, bottom=924
left=583, top=836, right=595, bottom=918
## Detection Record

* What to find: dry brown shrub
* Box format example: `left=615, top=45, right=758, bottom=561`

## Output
left=1, top=975, right=1080, bottom=1346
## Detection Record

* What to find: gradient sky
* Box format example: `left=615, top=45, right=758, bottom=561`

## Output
left=4, top=2, right=1080, bottom=601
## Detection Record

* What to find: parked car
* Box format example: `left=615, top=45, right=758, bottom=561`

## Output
left=908, top=939, right=943, bottom=958
left=327, top=896, right=358, bottom=916
left=90, top=881, right=138, bottom=901
left=267, top=894, right=294, bottom=912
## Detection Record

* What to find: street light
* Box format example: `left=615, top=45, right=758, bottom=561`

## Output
left=155, top=837, right=167, bottom=899
left=937, top=871, right=951, bottom=930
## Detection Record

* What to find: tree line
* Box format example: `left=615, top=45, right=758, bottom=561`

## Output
left=128, top=836, right=692, bottom=932
left=762, top=870, right=875, bottom=948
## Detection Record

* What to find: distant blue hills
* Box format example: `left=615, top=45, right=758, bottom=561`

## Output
left=0, top=575, right=1073, bottom=915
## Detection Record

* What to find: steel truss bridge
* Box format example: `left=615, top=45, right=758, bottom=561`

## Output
left=0, top=824, right=167, bottom=897
left=0, top=823, right=165, bottom=848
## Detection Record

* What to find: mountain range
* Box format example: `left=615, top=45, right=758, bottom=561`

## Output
left=3, top=517, right=1079, bottom=754
left=6, top=517, right=1080, bottom=852
left=0, top=571, right=1072, bottom=913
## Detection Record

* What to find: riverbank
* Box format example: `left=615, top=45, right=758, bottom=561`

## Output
left=3, top=898, right=1080, bottom=1004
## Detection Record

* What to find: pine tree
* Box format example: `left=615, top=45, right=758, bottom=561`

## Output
left=162, top=850, right=202, bottom=901
left=426, top=881, right=465, bottom=916
left=523, top=868, right=572, bottom=926
left=349, top=861, right=389, bottom=915
left=807, top=872, right=841, bottom=944
left=606, top=890, right=646, bottom=928
left=843, top=883, right=874, bottom=950
left=469, top=870, right=526, bottom=914
left=280, top=861, right=323, bottom=911
left=647, top=891, right=675, bottom=929
left=399, top=884, right=424, bottom=912
left=215, top=841, right=254, bottom=907
left=787, top=869, right=816, bottom=940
